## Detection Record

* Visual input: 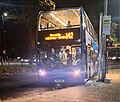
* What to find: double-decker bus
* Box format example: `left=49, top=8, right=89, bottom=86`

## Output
left=36, top=7, right=98, bottom=86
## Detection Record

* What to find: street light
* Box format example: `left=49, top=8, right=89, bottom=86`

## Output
left=2, top=12, right=8, bottom=48
left=2, top=12, right=8, bottom=49
left=0, top=9, right=17, bottom=65
left=3, top=12, right=8, bottom=17
left=1, top=12, right=8, bottom=65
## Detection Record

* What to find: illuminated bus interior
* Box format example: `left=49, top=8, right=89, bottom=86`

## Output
left=38, top=8, right=80, bottom=31
left=38, top=41, right=81, bottom=68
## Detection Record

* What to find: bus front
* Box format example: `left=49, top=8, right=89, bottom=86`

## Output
left=36, top=8, right=85, bottom=85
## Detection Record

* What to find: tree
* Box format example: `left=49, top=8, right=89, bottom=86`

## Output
left=38, top=0, right=56, bottom=10
left=1, top=0, right=56, bottom=62
left=21, top=0, right=55, bottom=64
left=106, top=21, right=118, bottom=47
left=109, top=22, right=118, bottom=42
left=14, top=0, right=56, bottom=63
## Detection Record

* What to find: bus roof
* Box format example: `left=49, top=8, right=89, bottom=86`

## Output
left=39, top=7, right=83, bottom=14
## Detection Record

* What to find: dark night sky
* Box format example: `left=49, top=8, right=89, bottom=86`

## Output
left=54, top=0, right=119, bottom=27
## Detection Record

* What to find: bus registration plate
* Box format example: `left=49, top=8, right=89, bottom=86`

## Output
left=54, top=79, right=65, bottom=83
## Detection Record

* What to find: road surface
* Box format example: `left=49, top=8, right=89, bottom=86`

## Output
left=0, top=65, right=119, bottom=102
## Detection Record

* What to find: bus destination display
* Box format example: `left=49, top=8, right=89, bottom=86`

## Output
left=38, top=28, right=80, bottom=42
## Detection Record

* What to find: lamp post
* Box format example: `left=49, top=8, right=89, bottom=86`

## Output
left=1, top=12, right=8, bottom=65
left=0, top=9, right=17, bottom=65
left=2, top=12, right=8, bottom=49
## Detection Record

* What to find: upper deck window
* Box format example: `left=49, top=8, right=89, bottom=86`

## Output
left=38, top=8, right=80, bottom=31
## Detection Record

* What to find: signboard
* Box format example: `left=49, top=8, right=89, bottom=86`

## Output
left=85, top=30, right=92, bottom=46
left=103, top=15, right=111, bottom=35
left=38, top=28, right=80, bottom=42
left=92, top=39, right=98, bottom=53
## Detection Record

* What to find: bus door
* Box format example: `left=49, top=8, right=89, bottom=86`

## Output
left=86, top=47, right=91, bottom=79
left=71, top=45, right=81, bottom=66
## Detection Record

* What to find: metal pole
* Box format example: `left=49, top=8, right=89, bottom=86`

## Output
left=2, top=15, right=5, bottom=50
left=98, top=12, right=103, bottom=80
left=0, top=15, right=3, bottom=65
left=104, top=0, right=108, bottom=16
left=1, top=14, right=4, bottom=65
left=1, top=14, right=6, bottom=65
left=103, top=0, right=108, bottom=52
left=102, top=0, right=108, bottom=80
left=36, top=12, right=41, bottom=66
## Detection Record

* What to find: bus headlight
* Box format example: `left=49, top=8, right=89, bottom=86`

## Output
left=39, top=70, right=46, bottom=77
left=74, top=70, right=80, bottom=76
